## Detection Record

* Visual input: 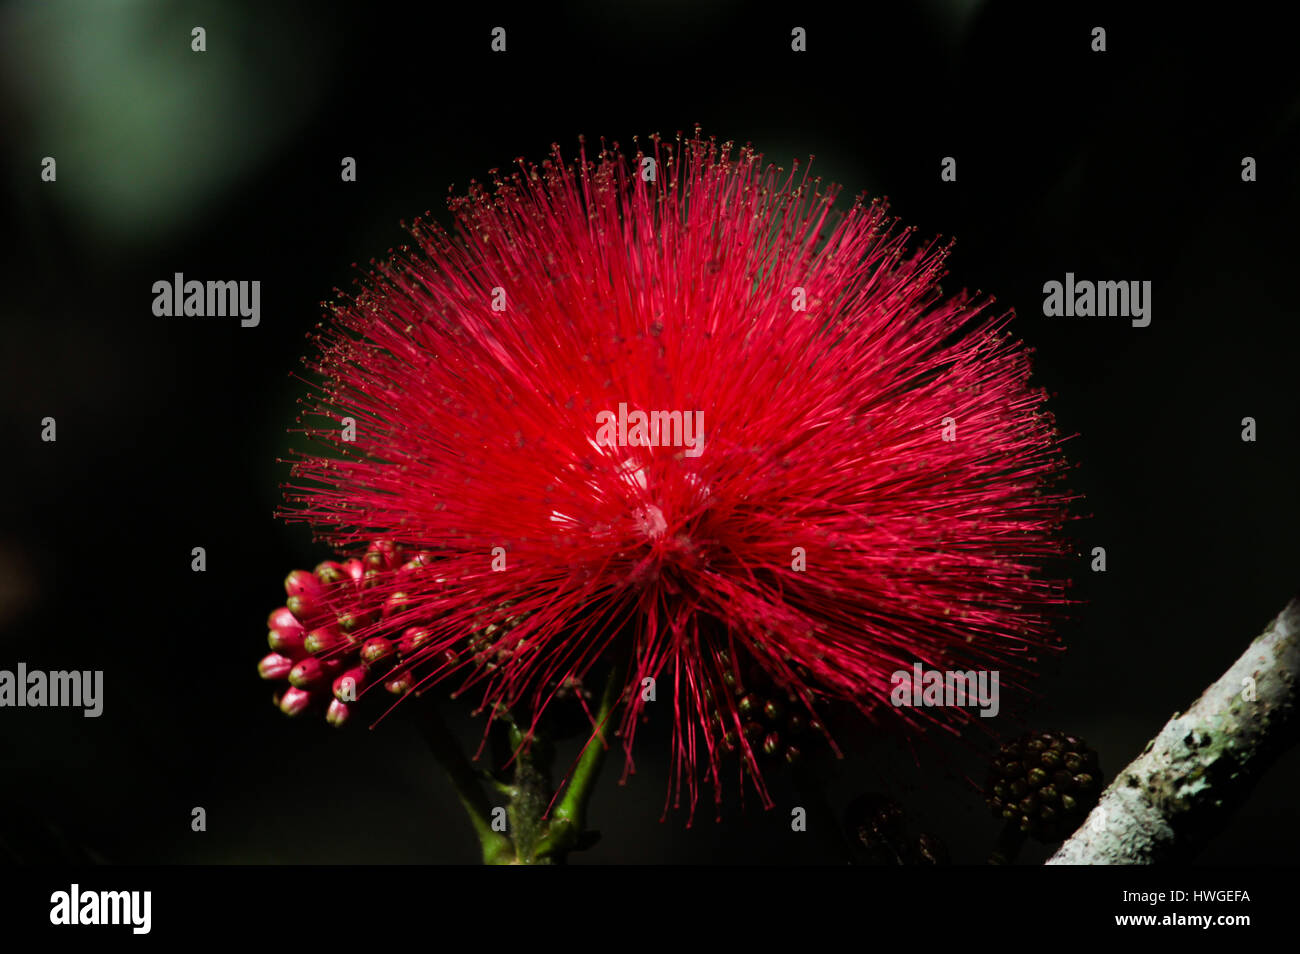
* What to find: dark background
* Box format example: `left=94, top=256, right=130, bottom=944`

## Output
left=1, top=0, right=1297, bottom=864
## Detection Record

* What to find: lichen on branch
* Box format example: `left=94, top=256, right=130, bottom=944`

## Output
left=1048, top=597, right=1300, bottom=864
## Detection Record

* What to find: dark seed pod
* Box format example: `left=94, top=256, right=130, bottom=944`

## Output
left=986, top=729, right=1103, bottom=842
left=845, top=793, right=949, bottom=865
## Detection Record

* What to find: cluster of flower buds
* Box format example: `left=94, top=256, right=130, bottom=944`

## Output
left=259, top=540, right=444, bottom=726
left=259, top=539, right=537, bottom=727
left=706, top=647, right=832, bottom=768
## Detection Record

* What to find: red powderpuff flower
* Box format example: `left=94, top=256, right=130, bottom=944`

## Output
left=264, top=131, right=1074, bottom=819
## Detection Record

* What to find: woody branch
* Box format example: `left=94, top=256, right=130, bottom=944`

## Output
left=1048, top=596, right=1300, bottom=864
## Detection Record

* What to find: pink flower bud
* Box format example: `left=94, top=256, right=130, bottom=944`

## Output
left=382, top=592, right=411, bottom=620
left=267, top=606, right=303, bottom=634
left=278, top=687, right=312, bottom=717
left=365, top=539, right=400, bottom=571
left=325, top=698, right=350, bottom=727
left=267, top=627, right=307, bottom=656
left=337, top=609, right=378, bottom=636
left=400, top=552, right=433, bottom=573
left=286, top=591, right=329, bottom=626
left=384, top=671, right=413, bottom=695
left=397, top=626, right=433, bottom=655
left=258, top=652, right=294, bottom=680
left=284, top=569, right=324, bottom=599
left=333, top=667, right=367, bottom=702
left=361, top=636, right=395, bottom=668
left=303, top=625, right=344, bottom=654
left=314, top=561, right=347, bottom=585
left=289, top=657, right=329, bottom=689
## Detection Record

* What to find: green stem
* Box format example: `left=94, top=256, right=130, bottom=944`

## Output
left=416, top=658, right=627, bottom=864
left=504, top=721, right=557, bottom=864
left=417, top=701, right=515, bottom=865
left=534, top=657, right=627, bottom=861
